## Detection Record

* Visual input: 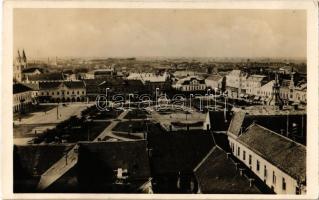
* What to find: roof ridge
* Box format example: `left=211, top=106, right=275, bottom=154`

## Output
left=193, top=145, right=217, bottom=172
left=248, top=123, right=306, bottom=148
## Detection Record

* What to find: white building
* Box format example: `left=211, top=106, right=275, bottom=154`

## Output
left=172, top=76, right=206, bottom=92
left=227, top=110, right=306, bottom=194
left=205, top=74, right=225, bottom=90
left=38, top=81, right=87, bottom=102
left=225, top=70, right=248, bottom=98
left=13, top=83, right=33, bottom=113
left=245, top=75, right=267, bottom=96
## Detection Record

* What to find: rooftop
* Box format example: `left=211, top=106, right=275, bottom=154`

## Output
left=13, top=83, right=33, bottom=94
left=238, top=123, right=306, bottom=182
left=194, top=146, right=262, bottom=194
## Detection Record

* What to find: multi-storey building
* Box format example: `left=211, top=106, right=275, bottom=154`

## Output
left=37, top=81, right=87, bottom=103
left=13, top=83, right=33, bottom=113
left=225, top=70, right=248, bottom=98
left=172, top=76, right=206, bottom=92
left=226, top=108, right=306, bottom=194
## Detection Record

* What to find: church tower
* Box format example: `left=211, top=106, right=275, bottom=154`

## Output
left=13, top=49, right=28, bottom=82
left=268, top=73, right=283, bottom=109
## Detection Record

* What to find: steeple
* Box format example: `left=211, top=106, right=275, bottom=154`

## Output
left=268, top=73, right=283, bottom=109
left=17, top=50, right=21, bottom=62
left=22, top=49, right=27, bottom=62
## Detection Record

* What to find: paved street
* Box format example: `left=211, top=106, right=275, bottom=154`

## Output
left=14, top=103, right=93, bottom=125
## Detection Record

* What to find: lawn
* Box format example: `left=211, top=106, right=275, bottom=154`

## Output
left=32, top=116, right=110, bottom=144
left=112, top=121, right=145, bottom=133
left=124, top=109, right=148, bottom=119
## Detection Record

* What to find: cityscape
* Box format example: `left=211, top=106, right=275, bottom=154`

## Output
left=12, top=9, right=307, bottom=194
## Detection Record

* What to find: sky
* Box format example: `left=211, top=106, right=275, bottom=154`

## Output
left=13, top=9, right=306, bottom=59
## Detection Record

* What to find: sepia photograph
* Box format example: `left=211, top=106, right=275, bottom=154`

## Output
left=2, top=0, right=319, bottom=199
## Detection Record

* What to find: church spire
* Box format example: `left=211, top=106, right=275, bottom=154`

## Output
left=22, top=49, right=27, bottom=62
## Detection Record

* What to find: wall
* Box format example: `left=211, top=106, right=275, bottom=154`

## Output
left=228, top=135, right=305, bottom=194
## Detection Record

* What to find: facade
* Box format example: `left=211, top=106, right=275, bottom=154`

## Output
left=227, top=110, right=306, bottom=194
left=225, top=70, right=248, bottom=98
left=13, top=83, right=33, bottom=113
left=37, top=81, right=87, bottom=102
left=173, top=76, right=206, bottom=92
left=205, top=74, right=225, bottom=91
left=245, top=75, right=267, bottom=96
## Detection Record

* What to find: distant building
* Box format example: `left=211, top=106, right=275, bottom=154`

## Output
left=37, top=81, right=86, bottom=102
left=26, top=72, right=65, bottom=83
left=226, top=109, right=306, bottom=194
left=172, top=76, right=206, bottom=92
left=225, top=70, right=248, bottom=98
left=205, top=74, right=225, bottom=91
left=22, top=67, right=42, bottom=80
left=127, top=72, right=170, bottom=93
left=13, top=83, right=33, bottom=113
left=244, top=75, right=267, bottom=96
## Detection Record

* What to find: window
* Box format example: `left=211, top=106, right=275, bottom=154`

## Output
left=57, top=92, right=59, bottom=95
left=52, top=92, right=54, bottom=95
left=282, top=178, right=286, bottom=190
left=243, top=151, right=246, bottom=160
left=82, top=91, right=85, bottom=94
left=47, top=92, right=49, bottom=95
left=41, top=92, right=44, bottom=95
left=237, top=147, right=240, bottom=156
left=77, top=91, right=79, bottom=95
left=72, top=91, right=74, bottom=94
left=249, top=155, right=252, bottom=165
left=256, top=160, right=260, bottom=171
left=264, top=165, right=267, bottom=177
left=273, top=171, right=276, bottom=184
left=67, top=91, right=69, bottom=95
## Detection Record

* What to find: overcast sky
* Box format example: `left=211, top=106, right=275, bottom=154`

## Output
left=14, top=9, right=306, bottom=59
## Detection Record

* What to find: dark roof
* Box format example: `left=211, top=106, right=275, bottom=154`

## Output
left=228, top=111, right=246, bottom=136
left=194, top=146, right=262, bottom=194
left=147, top=124, right=215, bottom=175
left=39, top=81, right=85, bottom=90
left=78, top=140, right=151, bottom=180
left=28, top=72, right=64, bottom=81
left=14, top=144, right=75, bottom=176
left=209, top=111, right=232, bottom=132
left=228, top=111, right=307, bottom=140
left=22, top=83, right=40, bottom=90
left=13, top=83, right=32, bottom=94
left=22, top=67, right=43, bottom=73
left=64, top=81, right=85, bottom=89
left=238, top=123, right=306, bottom=182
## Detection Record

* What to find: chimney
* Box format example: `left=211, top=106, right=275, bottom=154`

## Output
left=147, top=148, right=153, bottom=158
left=249, top=178, right=255, bottom=187
left=226, top=153, right=231, bottom=159
left=239, top=168, right=245, bottom=176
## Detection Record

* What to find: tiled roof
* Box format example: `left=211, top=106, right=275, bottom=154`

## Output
left=28, top=72, right=64, bottom=81
left=22, top=67, right=43, bottom=73
left=206, top=74, right=223, bottom=82
left=14, top=144, right=75, bottom=176
left=238, top=123, right=306, bottom=182
left=39, top=81, right=85, bottom=90
left=147, top=124, right=215, bottom=174
left=78, top=140, right=151, bottom=180
left=22, top=83, right=40, bottom=91
left=209, top=111, right=232, bottom=132
left=228, top=110, right=307, bottom=141
left=194, top=146, right=262, bottom=194
left=227, top=111, right=246, bottom=137
left=13, top=83, right=33, bottom=94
